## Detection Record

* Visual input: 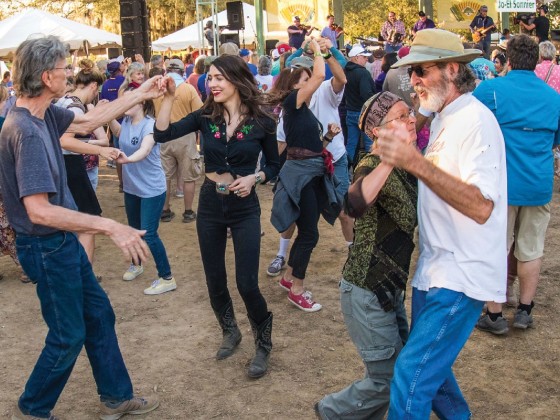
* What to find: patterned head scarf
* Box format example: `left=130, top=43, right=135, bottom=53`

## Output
left=358, top=92, right=403, bottom=140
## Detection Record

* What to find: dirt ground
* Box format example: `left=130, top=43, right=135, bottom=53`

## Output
left=1, top=162, right=560, bottom=420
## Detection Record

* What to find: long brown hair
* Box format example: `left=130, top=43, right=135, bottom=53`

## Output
left=267, top=67, right=311, bottom=106
left=202, top=55, right=272, bottom=126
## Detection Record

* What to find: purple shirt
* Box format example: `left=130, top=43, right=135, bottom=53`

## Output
left=413, top=18, right=436, bottom=33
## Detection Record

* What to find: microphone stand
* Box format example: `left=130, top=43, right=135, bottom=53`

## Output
left=246, top=15, right=257, bottom=51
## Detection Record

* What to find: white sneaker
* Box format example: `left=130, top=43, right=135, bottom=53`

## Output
left=144, top=277, right=177, bottom=295
left=123, top=264, right=143, bottom=281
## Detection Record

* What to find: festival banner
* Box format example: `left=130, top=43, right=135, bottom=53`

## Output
left=265, top=0, right=331, bottom=33
left=496, top=0, right=536, bottom=12
left=436, top=0, right=499, bottom=30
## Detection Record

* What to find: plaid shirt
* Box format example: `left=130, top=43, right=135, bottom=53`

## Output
left=381, top=19, right=406, bottom=45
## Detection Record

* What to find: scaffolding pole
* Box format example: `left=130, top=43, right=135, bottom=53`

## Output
left=196, top=0, right=219, bottom=55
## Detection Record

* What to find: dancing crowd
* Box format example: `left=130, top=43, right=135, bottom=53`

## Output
left=1, top=8, right=559, bottom=419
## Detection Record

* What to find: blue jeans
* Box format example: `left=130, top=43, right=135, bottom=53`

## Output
left=15, top=232, right=133, bottom=418
left=384, top=43, right=403, bottom=53
left=124, top=191, right=171, bottom=278
left=196, top=179, right=269, bottom=323
left=333, top=153, right=351, bottom=192
left=318, top=280, right=408, bottom=419
left=388, top=287, right=485, bottom=420
left=346, top=111, right=373, bottom=166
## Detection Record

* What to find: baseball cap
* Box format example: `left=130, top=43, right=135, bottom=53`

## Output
left=348, top=44, right=372, bottom=58
left=109, top=55, right=124, bottom=64
left=239, top=48, right=251, bottom=57
left=277, top=43, right=291, bottom=54
left=290, top=56, right=314, bottom=69
left=107, top=61, right=120, bottom=74
left=398, top=46, right=410, bottom=59
left=418, top=11, right=426, bottom=17
left=167, top=58, right=184, bottom=71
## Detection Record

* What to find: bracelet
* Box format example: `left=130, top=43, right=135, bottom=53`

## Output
left=323, top=135, right=333, bottom=143
left=322, top=52, right=332, bottom=59
left=314, top=52, right=323, bottom=57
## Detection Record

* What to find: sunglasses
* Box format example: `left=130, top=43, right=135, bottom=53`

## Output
left=407, top=64, right=438, bottom=78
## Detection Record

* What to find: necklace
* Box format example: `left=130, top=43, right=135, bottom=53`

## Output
left=227, top=112, right=244, bottom=126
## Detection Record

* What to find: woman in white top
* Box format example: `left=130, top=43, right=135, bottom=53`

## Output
left=109, top=88, right=175, bottom=296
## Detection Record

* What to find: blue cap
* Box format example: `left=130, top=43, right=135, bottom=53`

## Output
left=239, top=48, right=250, bottom=57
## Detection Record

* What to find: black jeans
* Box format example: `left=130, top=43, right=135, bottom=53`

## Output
left=288, top=176, right=322, bottom=280
left=197, top=178, right=269, bottom=324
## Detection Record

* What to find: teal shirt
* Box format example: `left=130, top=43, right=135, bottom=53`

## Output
left=473, top=70, right=560, bottom=206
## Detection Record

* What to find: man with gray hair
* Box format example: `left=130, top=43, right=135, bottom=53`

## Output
left=374, top=29, right=507, bottom=418
left=0, top=35, right=162, bottom=419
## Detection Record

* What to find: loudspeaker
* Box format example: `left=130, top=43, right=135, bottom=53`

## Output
left=265, top=39, right=278, bottom=55
left=551, top=29, right=560, bottom=41
left=226, top=1, right=244, bottom=30
left=219, top=33, right=240, bottom=47
left=120, top=0, right=151, bottom=60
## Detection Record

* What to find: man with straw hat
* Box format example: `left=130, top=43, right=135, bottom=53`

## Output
left=373, top=29, right=508, bottom=418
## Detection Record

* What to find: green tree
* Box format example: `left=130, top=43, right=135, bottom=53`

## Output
left=342, top=0, right=419, bottom=44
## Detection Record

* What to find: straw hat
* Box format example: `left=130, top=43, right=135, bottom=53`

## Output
left=392, top=29, right=482, bottom=68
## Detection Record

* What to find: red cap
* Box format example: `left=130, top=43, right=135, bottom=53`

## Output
left=277, top=44, right=291, bottom=54
left=398, top=46, right=410, bottom=59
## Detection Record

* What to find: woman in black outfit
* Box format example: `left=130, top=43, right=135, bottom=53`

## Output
left=270, top=39, right=342, bottom=312
left=154, top=55, right=280, bottom=378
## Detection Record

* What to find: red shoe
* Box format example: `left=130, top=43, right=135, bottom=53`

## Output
left=279, top=277, right=293, bottom=292
left=288, top=290, right=322, bottom=312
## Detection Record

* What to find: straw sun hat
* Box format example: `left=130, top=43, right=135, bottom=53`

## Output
left=392, top=29, right=482, bottom=68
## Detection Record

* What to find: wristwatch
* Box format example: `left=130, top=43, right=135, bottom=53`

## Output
left=255, top=173, right=263, bottom=185
left=322, top=52, right=332, bottom=59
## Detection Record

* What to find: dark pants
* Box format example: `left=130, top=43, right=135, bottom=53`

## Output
left=15, top=232, right=133, bottom=417
left=196, top=179, right=269, bottom=324
left=288, top=176, right=322, bottom=280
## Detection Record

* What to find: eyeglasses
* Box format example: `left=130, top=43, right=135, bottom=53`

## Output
left=407, top=64, right=438, bottom=78
left=379, top=109, right=415, bottom=126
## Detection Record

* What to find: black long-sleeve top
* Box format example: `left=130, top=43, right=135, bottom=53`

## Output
left=154, top=109, right=280, bottom=181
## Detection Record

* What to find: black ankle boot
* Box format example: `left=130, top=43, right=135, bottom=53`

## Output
left=247, top=312, right=273, bottom=379
left=213, top=300, right=242, bottom=360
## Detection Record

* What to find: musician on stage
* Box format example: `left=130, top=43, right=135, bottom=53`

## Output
left=469, top=5, right=495, bottom=58
left=287, top=16, right=309, bottom=49
left=381, top=11, right=406, bottom=53
left=321, top=14, right=344, bottom=47
left=412, top=11, right=435, bottom=38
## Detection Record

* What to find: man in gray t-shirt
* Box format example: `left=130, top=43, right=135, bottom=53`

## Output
left=0, top=35, right=162, bottom=419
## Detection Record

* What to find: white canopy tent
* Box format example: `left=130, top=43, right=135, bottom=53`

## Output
left=152, top=3, right=267, bottom=51
left=0, top=9, right=121, bottom=57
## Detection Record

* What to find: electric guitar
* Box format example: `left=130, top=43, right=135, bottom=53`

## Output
left=472, top=24, right=495, bottom=43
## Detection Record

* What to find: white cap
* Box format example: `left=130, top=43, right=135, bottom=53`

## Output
left=348, top=44, right=372, bottom=58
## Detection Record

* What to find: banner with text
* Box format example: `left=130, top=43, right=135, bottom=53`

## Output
left=496, top=0, right=536, bottom=12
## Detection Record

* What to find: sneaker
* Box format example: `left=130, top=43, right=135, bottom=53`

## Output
left=513, top=309, right=533, bottom=329
left=476, top=314, right=509, bottom=335
left=12, top=404, right=59, bottom=420
left=160, top=209, right=175, bottom=222
left=99, top=396, right=159, bottom=420
left=288, top=290, right=322, bottom=312
left=122, top=264, right=143, bottom=281
left=267, top=255, right=286, bottom=277
left=144, top=277, right=177, bottom=295
left=279, top=277, right=293, bottom=291
left=182, top=210, right=196, bottom=223
left=175, top=190, right=184, bottom=198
